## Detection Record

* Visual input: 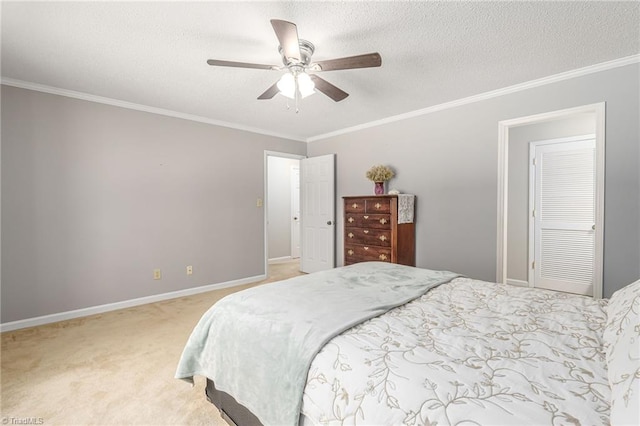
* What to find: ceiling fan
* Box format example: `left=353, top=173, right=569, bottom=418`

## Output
left=207, top=19, right=382, bottom=109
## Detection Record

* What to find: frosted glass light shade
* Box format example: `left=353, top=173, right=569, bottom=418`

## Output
left=277, top=72, right=315, bottom=99
left=277, top=73, right=295, bottom=99
left=297, top=73, right=315, bottom=98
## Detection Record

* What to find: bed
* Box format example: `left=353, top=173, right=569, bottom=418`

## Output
left=176, top=262, right=640, bottom=426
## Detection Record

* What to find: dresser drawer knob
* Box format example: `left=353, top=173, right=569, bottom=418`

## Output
left=348, top=249, right=354, bottom=255
left=379, top=235, right=387, bottom=241
left=352, top=203, right=359, bottom=209
left=380, top=218, right=387, bottom=224
left=363, top=230, right=369, bottom=234
left=375, top=203, right=382, bottom=209
left=379, top=254, right=388, bottom=261
left=348, top=232, right=354, bottom=238
left=364, top=247, right=369, bottom=250
left=348, top=217, right=354, bottom=223
left=363, top=215, right=369, bottom=219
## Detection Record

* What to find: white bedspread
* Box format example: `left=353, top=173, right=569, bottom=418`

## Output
left=301, top=277, right=610, bottom=425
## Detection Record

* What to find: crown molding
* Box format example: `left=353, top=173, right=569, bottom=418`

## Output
left=3, top=54, right=638, bottom=144
left=0, top=78, right=305, bottom=142
left=306, top=54, right=640, bottom=143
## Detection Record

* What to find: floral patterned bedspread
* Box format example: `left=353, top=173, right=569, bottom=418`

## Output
left=301, top=277, right=610, bottom=426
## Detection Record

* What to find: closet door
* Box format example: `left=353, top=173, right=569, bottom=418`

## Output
left=530, top=136, right=596, bottom=296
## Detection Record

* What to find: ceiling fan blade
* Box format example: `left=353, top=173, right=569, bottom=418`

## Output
left=271, top=19, right=301, bottom=62
left=313, top=53, right=382, bottom=71
left=257, top=82, right=280, bottom=100
left=207, top=59, right=277, bottom=70
left=309, top=75, right=349, bottom=102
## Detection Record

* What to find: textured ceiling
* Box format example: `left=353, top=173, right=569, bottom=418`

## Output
left=2, top=1, right=639, bottom=141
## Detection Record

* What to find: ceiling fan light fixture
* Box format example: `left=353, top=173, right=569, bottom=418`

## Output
left=277, top=71, right=315, bottom=99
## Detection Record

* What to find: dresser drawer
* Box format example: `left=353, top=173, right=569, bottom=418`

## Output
left=345, top=228, right=392, bottom=247
left=365, top=198, right=391, bottom=213
left=344, top=199, right=366, bottom=213
left=344, top=198, right=392, bottom=214
left=344, top=214, right=392, bottom=229
left=344, top=244, right=392, bottom=264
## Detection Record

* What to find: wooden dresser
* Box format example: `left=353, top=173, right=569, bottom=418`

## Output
left=343, top=195, right=415, bottom=266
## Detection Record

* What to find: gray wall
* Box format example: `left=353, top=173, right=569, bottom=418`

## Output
left=1, top=85, right=306, bottom=323
left=308, top=63, right=640, bottom=297
left=507, top=113, right=596, bottom=282
left=2, top=63, right=639, bottom=324
left=267, top=156, right=300, bottom=260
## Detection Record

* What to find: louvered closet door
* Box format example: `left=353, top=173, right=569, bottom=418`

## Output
left=532, top=137, right=596, bottom=296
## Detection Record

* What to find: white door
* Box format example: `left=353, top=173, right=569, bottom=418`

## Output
left=290, top=165, right=301, bottom=259
left=529, top=136, right=596, bottom=296
left=300, top=154, right=335, bottom=273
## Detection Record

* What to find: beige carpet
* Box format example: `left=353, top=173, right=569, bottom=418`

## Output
left=1, top=261, right=303, bottom=425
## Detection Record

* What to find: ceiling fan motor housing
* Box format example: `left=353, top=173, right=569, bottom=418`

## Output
left=279, top=39, right=315, bottom=67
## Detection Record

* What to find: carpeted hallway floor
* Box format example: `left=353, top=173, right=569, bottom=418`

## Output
left=1, top=260, right=303, bottom=425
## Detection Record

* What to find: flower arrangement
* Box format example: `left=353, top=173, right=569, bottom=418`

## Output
left=366, top=164, right=394, bottom=182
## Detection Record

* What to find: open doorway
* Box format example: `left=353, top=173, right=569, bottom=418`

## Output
left=265, top=152, right=304, bottom=274
left=497, top=103, right=605, bottom=298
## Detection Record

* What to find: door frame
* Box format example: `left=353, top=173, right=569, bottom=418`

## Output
left=264, top=151, right=305, bottom=275
left=496, top=103, right=605, bottom=298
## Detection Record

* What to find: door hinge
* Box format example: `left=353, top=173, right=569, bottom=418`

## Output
left=532, top=209, right=536, bottom=218
left=531, top=261, right=535, bottom=269
left=533, top=157, right=537, bottom=166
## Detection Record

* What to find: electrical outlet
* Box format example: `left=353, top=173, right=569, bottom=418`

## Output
left=153, top=269, right=162, bottom=280
left=256, top=198, right=263, bottom=207
left=186, top=265, right=193, bottom=276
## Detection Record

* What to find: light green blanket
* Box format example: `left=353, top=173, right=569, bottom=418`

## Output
left=175, top=262, right=459, bottom=426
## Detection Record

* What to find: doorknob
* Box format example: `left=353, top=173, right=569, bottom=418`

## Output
left=293, top=217, right=298, bottom=221
left=592, top=224, right=596, bottom=230
left=327, top=220, right=333, bottom=225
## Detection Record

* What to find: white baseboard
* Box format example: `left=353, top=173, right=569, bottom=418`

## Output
left=506, top=278, right=530, bottom=287
left=268, top=256, right=295, bottom=264
left=0, top=274, right=266, bottom=333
